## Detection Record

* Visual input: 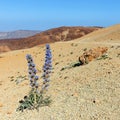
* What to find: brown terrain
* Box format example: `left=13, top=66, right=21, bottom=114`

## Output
left=0, top=24, right=120, bottom=120
left=0, top=26, right=100, bottom=53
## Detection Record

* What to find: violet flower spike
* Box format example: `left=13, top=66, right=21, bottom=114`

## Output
left=26, top=54, right=39, bottom=90
left=42, top=44, right=52, bottom=92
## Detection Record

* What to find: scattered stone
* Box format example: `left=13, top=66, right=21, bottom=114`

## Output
left=7, top=111, right=12, bottom=114
left=93, top=100, right=96, bottom=103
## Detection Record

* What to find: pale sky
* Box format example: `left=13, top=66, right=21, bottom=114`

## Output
left=0, top=0, right=120, bottom=31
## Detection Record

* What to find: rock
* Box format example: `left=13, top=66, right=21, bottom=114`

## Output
left=79, top=47, right=108, bottom=65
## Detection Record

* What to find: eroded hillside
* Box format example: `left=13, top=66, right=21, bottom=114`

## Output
left=0, top=26, right=100, bottom=53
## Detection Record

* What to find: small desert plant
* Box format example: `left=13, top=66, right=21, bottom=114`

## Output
left=96, top=54, right=109, bottom=60
left=71, top=61, right=82, bottom=67
left=83, top=48, right=87, bottom=51
left=60, top=61, right=81, bottom=71
left=15, top=75, right=27, bottom=84
left=17, top=44, right=52, bottom=112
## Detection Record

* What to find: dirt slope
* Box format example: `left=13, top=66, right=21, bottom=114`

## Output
left=74, top=24, right=120, bottom=43
left=0, top=24, right=120, bottom=120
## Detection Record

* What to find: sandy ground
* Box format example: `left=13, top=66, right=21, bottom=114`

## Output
left=0, top=25, right=120, bottom=120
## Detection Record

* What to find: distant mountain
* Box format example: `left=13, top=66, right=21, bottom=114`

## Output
left=0, top=26, right=101, bottom=53
left=0, top=30, right=41, bottom=39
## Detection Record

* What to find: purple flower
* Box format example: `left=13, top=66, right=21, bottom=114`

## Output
left=26, top=54, right=39, bottom=90
left=41, top=44, right=52, bottom=92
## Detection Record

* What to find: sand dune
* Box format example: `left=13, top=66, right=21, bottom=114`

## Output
left=0, top=24, right=120, bottom=120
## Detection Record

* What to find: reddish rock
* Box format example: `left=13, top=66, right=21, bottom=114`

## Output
left=79, top=47, right=108, bottom=65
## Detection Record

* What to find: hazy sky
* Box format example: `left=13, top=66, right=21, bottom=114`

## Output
left=0, top=0, right=120, bottom=31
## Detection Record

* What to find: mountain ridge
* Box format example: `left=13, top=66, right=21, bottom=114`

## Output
left=0, top=30, right=41, bottom=39
left=0, top=26, right=100, bottom=53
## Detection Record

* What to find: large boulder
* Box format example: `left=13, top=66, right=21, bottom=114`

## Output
left=79, top=47, right=108, bottom=65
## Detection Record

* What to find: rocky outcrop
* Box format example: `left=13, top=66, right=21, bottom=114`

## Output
left=79, top=47, right=108, bottom=65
